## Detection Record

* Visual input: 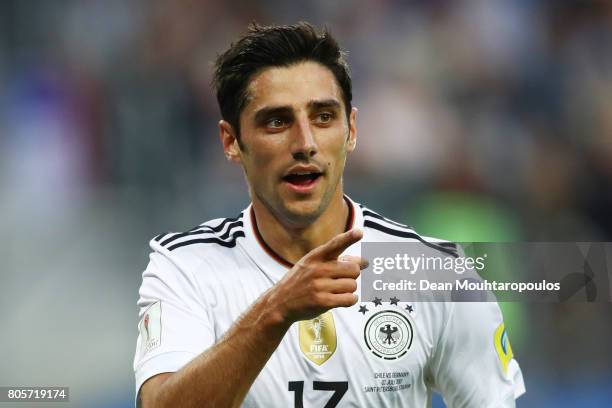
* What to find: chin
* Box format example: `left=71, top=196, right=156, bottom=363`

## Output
left=281, top=196, right=324, bottom=226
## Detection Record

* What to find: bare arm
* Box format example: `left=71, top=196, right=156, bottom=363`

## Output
left=139, top=288, right=290, bottom=408
left=139, top=229, right=366, bottom=408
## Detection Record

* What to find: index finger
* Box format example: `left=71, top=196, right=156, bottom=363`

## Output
left=310, top=229, right=363, bottom=261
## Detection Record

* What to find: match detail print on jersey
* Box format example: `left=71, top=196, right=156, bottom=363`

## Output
left=298, top=311, right=337, bottom=365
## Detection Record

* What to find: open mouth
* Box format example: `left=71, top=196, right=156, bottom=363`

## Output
left=282, top=172, right=323, bottom=187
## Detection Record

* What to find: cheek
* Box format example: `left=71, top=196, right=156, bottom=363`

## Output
left=252, top=136, right=288, bottom=159
left=244, top=142, right=284, bottom=182
left=244, top=138, right=276, bottom=164
left=323, top=136, right=348, bottom=166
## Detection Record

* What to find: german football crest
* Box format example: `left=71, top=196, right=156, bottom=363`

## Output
left=363, top=310, right=413, bottom=361
left=298, top=311, right=337, bottom=365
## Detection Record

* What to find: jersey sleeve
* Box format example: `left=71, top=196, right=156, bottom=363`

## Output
left=133, top=246, right=216, bottom=398
left=429, top=301, right=525, bottom=407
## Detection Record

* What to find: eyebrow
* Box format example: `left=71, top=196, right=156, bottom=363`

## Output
left=308, top=98, right=341, bottom=111
left=253, top=106, right=293, bottom=124
left=253, top=98, right=341, bottom=124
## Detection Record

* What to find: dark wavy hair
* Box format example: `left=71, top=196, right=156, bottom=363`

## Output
left=212, top=21, right=352, bottom=142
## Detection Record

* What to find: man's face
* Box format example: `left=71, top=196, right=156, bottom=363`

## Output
left=222, top=61, right=357, bottom=227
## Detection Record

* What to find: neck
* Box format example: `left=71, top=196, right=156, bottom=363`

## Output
left=252, top=188, right=350, bottom=265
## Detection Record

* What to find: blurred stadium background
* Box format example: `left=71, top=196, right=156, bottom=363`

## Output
left=1, top=0, right=611, bottom=407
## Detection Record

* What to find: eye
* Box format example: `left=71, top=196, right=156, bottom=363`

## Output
left=266, top=118, right=286, bottom=129
left=315, top=112, right=334, bottom=124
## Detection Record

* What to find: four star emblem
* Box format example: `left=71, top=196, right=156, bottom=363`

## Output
left=358, top=298, right=415, bottom=314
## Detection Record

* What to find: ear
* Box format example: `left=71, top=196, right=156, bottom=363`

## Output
left=346, top=107, right=358, bottom=153
left=219, top=120, right=242, bottom=164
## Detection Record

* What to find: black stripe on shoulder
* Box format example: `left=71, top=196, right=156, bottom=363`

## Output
left=363, top=219, right=458, bottom=258
left=360, top=206, right=412, bottom=229
left=437, top=241, right=457, bottom=250
left=154, top=233, right=168, bottom=242
left=189, top=215, right=241, bottom=233
left=160, top=218, right=243, bottom=247
left=167, top=230, right=245, bottom=251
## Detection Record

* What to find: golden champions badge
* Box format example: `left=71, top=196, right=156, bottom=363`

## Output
left=298, top=311, right=337, bottom=365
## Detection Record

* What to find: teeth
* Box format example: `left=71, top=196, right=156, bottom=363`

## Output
left=290, top=172, right=316, bottom=176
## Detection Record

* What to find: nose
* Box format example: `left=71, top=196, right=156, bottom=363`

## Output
left=291, top=117, right=317, bottom=160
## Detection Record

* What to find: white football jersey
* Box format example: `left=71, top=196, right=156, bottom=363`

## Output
left=134, top=196, right=525, bottom=407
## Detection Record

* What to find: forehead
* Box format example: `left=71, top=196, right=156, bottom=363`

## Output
left=243, top=61, right=343, bottom=113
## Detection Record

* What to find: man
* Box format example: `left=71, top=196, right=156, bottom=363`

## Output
left=133, top=22, right=525, bottom=407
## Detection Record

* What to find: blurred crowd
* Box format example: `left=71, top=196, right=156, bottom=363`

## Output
left=1, top=1, right=611, bottom=407
left=2, top=0, right=612, bottom=239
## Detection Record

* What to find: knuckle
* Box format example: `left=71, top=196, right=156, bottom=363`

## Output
left=295, top=259, right=309, bottom=270
left=312, top=292, right=325, bottom=305
left=342, top=262, right=359, bottom=278
left=310, top=279, right=324, bottom=292
left=317, top=293, right=334, bottom=308
left=324, top=295, right=337, bottom=308
left=300, top=262, right=320, bottom=279
left=317, top=264, right=329, bottom=276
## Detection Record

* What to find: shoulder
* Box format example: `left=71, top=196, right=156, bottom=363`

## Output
left=359, top=203, right=458, bottom=257
left=138, top=214, right=247, bottom=308
left=148, top=212, right=246, bottom=267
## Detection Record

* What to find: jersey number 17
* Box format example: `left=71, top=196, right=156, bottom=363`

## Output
left=288, top=381, right=348, bottom=408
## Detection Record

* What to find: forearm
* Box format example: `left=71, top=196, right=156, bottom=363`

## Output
left=142, top=230, right=364, bottom=408
left=152, top=291, right=289, bottom=408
